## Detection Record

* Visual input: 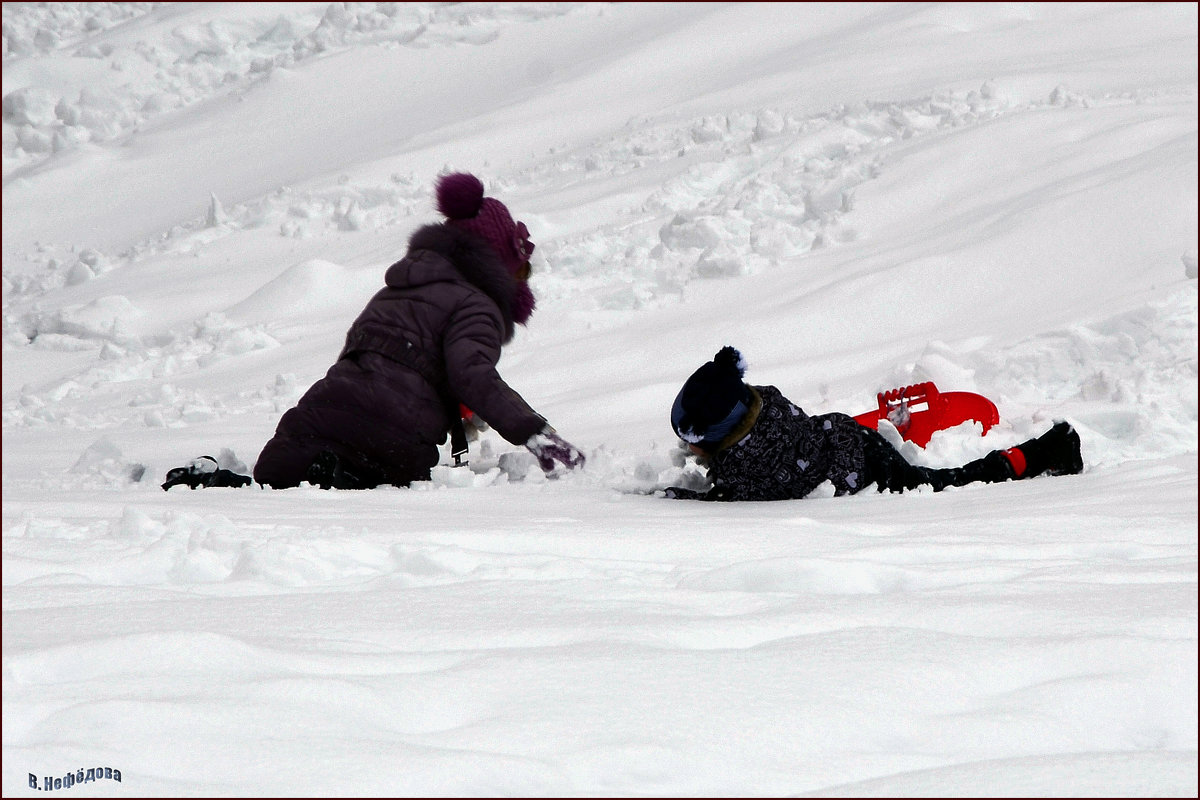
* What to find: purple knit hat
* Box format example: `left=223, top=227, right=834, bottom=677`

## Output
left=436, top=173, right=536, bottom=324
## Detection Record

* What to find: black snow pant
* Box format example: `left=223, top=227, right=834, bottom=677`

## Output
left=858, top=426, right=1016, bottom=493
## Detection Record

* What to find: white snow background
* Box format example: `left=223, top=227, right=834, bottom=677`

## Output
left=2, top=2, right=1197, bottom=796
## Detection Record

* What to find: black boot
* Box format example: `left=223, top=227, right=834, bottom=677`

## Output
left=1006, top=421, right=1083, bottom=479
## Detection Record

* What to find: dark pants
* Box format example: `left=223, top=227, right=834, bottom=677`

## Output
left=253, top=403, right=440, bottom=490
left=858, top=427, right=1015, bottom=493
left=253, top=432, right=433, bottom=489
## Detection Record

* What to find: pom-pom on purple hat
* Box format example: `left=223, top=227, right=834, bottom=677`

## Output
left=435, top=172, right=535, bottom=277
left=435, top=172, right=536, bottom=324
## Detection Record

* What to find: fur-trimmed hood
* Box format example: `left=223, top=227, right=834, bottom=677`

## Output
left=387, top=223, right=534, bottom=341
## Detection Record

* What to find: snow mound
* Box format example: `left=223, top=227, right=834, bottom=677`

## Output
left=226, top=259, right=374, bottom=324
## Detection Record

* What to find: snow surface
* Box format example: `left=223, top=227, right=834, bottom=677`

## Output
left=3, top=2, right=1197, bottom=796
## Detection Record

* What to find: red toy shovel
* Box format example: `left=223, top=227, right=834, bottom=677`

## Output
left=853, top=381, right=999, bottom=447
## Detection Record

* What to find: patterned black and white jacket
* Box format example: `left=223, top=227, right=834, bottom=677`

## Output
left=665, top=385, right=869, bottom=501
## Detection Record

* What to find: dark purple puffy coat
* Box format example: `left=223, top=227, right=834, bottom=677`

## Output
left=254, top=224, right=546, bottom=488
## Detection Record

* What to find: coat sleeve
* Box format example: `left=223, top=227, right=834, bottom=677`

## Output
left=442, top=291, right=547, bottom=446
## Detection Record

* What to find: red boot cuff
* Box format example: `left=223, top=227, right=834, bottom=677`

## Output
left=1002, top=447, right=1027, bottom=478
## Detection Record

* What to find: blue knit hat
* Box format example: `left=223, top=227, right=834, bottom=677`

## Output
left=671, top=346, right=751, bottom=449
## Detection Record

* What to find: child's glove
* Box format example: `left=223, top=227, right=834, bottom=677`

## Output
left=524, top=427, right=586, bottom=474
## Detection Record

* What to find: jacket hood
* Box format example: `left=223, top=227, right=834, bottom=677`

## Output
left=386, top=223, right=534, bottom=341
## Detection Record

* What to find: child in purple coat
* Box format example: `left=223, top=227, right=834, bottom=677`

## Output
left=164, top=173, right=585, bottom=491
left=251, top=173, right=585, bottom=489
left=665, top=347, right=1083, bottom=501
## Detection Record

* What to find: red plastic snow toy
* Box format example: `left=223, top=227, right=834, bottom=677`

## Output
left=852, top=381, right=999, bottom=447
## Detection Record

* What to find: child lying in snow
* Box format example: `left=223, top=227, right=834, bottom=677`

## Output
left=664, top=347, right=1083, bottom=501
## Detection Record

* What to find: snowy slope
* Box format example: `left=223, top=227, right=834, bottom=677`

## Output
left=3, top=3, right=1197, bottom=796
